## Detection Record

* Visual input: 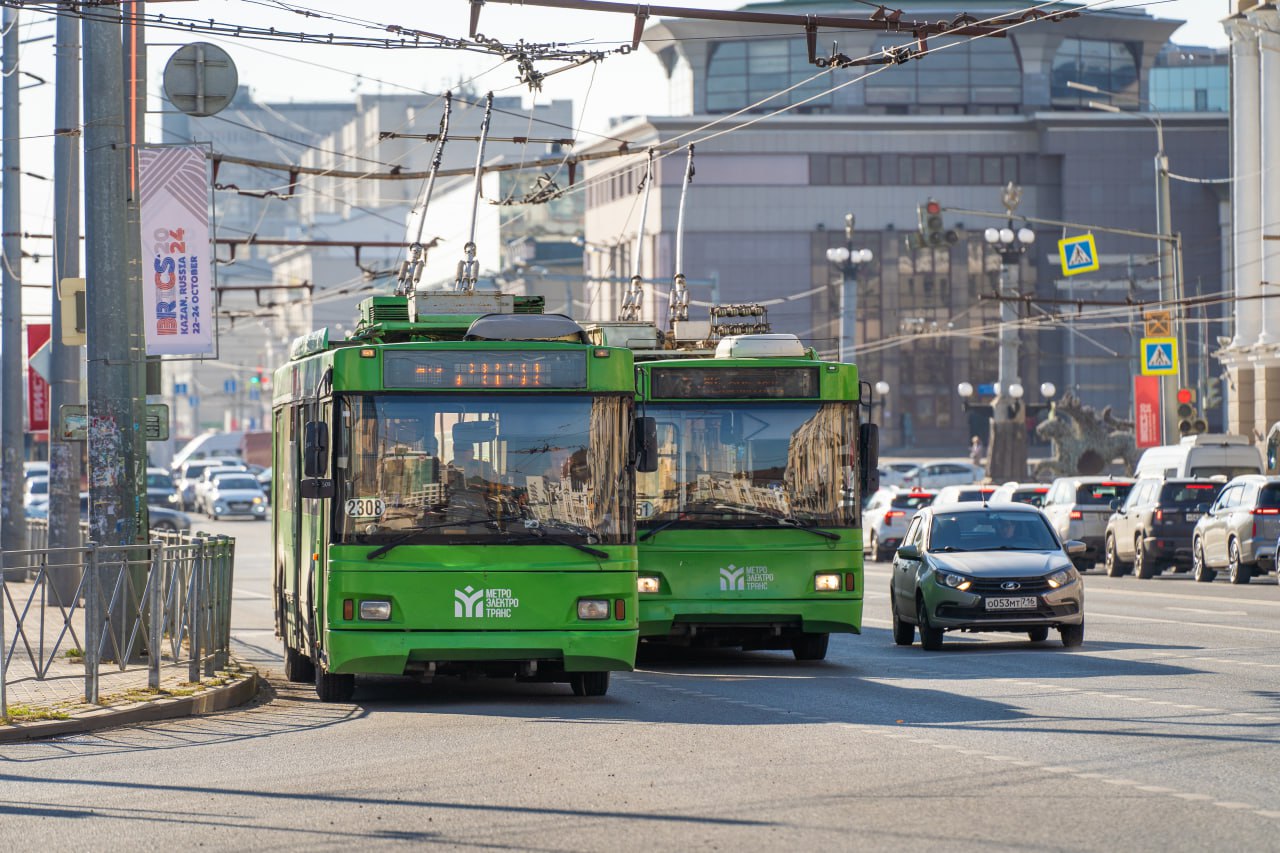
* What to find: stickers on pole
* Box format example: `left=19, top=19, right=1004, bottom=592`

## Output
left=1140, top=337, right=1178, bottom=376
left=1058, top=234, right=1099, bottom=276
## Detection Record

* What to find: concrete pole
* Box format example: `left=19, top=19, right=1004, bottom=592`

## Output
left=1153, top=126, right=1182, bottom=443
left=1, top=6, right=27, bottom=569
left=124, top=0, right=148, bottom=537
left=47, top=2, right=84, bottom=602
left=1228, top=17, right=1262, bottom=350
left=1250, top=6, right=1280, bottom=434
left=84, top=5, right=142, bottom=550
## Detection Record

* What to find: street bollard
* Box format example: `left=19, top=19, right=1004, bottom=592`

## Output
left=189, top=538, right=204, bottom=684
left=85, top=542, right=100, bottom=704
left=149, top=540, right=163, bottom=690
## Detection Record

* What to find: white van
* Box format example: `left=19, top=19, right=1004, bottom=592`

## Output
left=1133, top=434, right=1262, bottom=480
left=171, top=430, right=244, bottom=472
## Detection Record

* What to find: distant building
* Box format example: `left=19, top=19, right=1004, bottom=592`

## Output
left=579, top=0, right=1229, bottom=450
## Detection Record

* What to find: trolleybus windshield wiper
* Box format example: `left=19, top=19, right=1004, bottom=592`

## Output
left=364, top=515, right=523, bottom=560
left=713, top=505, right=841, bottom=540
left=493, top=521, right=610, bottom=559
left=637, top=509, right=749, bottom=541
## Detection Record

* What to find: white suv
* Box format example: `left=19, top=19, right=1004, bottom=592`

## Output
left=906, top=461, right=985, bottom=489
left=863, top=487, right=936, bottom=561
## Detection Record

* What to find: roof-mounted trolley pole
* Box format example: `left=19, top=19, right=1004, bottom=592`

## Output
left=668, top=145, right=695, bottom=330
left=398, top=91, right=452, bottom=295
left=455, top=91, right=494, bottom=293
left=619, top=148, right=655, bottom=321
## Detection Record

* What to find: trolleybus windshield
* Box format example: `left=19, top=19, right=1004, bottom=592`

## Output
left=636, top=401, right=856, bottom=530
left=334, top=394, right=633, bottom=546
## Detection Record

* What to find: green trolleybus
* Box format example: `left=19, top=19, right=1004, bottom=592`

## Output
left=273, top=293, right=643, bottom=701
left=628, top=332, right=877, bottom=660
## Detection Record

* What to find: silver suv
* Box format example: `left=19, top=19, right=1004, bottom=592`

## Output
left=1190, top=475, right=1280, bottom=584
left=1042, top=477, right=1134, bottom=570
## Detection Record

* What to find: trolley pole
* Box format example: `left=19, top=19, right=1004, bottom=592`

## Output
left=0, top=6, right=25, bottom=569
left=48, top=2, right=84, bottom=603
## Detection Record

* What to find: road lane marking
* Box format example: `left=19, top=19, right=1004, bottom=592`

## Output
left=1085, top=610, right=1280, bottom=635
left=1167, top=607, right=1250, bottom=616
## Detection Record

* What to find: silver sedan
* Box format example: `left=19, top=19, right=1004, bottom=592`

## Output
left=889, top=503, right=1086, bottom=650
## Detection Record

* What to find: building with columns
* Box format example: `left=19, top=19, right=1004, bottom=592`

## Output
left=1221, top=2, right=1280, bottom=444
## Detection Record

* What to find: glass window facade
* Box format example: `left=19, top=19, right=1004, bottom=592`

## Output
left=1051, top=38, right=1139, bottom=107
left=1149, top=65, right=1228, bottom=113
left=865, top=37, right=1021, bottom=106
left=705, top=38, right=833, bottom=114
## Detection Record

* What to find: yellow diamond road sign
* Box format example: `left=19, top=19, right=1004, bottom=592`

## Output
left=1140, top=336, right=1178, bottom=376
left=1058, top=233, right=1100, bottom=276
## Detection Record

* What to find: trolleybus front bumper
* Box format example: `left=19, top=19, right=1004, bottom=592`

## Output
left=324, top=628, right=637, bottom=676
left=638, top=598, right=862, bottom=640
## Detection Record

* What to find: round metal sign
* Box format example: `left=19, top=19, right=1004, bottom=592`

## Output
left=163, top=42, right=238, bottom=117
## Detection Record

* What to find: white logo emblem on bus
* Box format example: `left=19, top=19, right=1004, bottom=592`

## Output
left=719, top=566, right=745, bottom=591
left=455, top=586, right=486, bottom=618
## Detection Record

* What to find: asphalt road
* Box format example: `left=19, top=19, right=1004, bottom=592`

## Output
left=2, top=517, right=1278, bottom=851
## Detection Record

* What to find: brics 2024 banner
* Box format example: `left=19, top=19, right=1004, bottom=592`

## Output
left=138, top=145, right=213, bottom=356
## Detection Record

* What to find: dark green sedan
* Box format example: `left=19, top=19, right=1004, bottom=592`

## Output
left=890, top=503, right=1086, bottom=650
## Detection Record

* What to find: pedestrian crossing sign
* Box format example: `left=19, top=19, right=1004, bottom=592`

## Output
left=1058, top=233, right=1099, bottom=276
left=1140, top=336, right=1178, bottom=376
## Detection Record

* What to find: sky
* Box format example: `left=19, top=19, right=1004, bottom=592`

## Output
left=6, top=0, right=1238, bottom=320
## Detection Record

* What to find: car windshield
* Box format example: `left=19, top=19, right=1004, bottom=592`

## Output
left=929, top=510, right=1059, bottom=551
left=1160, top=482, right=1223, bottom=507
left=636, top=401, right=856, bottom=529
left=147, top=473, right=174, bottom=489
left=335, top=393, right=632, bottom=546
left=183, top=464, right=211, bottom=480
left=890, top=493, right=934, bottom=510
left=216, top=477, right=260, bottom=491
left=1074, top=482, right=1131, bottom=505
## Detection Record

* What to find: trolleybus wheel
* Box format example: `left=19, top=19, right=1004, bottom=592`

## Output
left=791, top=632, right=830, bottom=661
left=283, top=646, right=315, bottom=683
left=569, top=671, right=610, bottom=697
left=315, top=668, right=355, bottom=702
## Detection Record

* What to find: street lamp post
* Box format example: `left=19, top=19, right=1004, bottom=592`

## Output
left=1070, top=79, right=1186, bottom=442
left=981, top=183, right=1036, bottom=483
left=826, top=213, right=873, bottom=363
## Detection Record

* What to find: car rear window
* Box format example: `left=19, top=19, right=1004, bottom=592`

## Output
left=1074, top=482, right=1132, bottom=505
left=1258, top=485, right=1280, bottom=509
left=955, top=488, right=996, bottom=502
left=891, top=493, right=934, bottom=510
left=1189, top=465, right=1260, bottom=479
left=1160, top=482, right=1223, bottom=507
left=1011, top=488, right=1048, bottom=507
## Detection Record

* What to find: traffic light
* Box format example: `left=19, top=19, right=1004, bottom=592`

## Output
left=1203, top=376, right=1222, bottom=411
left=1176, top=388, right=1207, bottom=435
left=917, top=198, right=958, bottom=248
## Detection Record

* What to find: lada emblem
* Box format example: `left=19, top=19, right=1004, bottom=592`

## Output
left=1001, top=581, right=1022, bottom=591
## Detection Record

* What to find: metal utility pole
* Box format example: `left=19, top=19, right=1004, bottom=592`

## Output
left=84, top=4, right=143, bottom=549
left=125, top=0, right=149, bottom=536
left=47, top=2, right=84, bottom=602
left=1, top=6, right=26, bottom=569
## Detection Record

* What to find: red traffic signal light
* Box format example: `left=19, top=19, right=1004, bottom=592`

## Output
left=1176, top=388, right=1193, bottom=405
left=926, top=199, right=941, bottom=216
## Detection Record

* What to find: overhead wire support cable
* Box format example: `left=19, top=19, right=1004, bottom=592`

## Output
left=619, top=147, right=655, bottom=322
left=455, top=91, right=494, bottom=293
left=668, top=144, right=694, bottom=328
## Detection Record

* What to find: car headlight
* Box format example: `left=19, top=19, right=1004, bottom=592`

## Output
left=252, top=496, right=263, bottom=504
left=167, top=494, right=179, bottom=505
left=814, top=573, right=842, bottom=591
left=637, top=576, right=660, bottom=594
left=1046, top=566, right=1079, bottom=589
left=577, top=599, right=610, bottom=620
left=937, top=572, right=972, bottom=591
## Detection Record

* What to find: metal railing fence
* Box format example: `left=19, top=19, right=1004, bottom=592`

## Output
left=0, top=527, right=236, bottom=722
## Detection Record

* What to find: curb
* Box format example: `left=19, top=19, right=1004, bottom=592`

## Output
left=0, top=667, right=261, bottom=744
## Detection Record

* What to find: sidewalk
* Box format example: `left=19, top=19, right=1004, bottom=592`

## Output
left=1, top=573, right=258, bottom=742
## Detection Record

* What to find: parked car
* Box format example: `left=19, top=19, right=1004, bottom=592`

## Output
left=863, top=487, right=936, bottom=561
left=23, top=461, right=48, bottom=480
left=889, top=503, right=1086, bottom=650
left=906, top=461, right=985, bottom=489
left=23, top=475, right=49, bottom=509
left=195, top=466, right=252, bottom=515
left=878, top=463, right=921, bottom=488
left=146, top=466, right=182, bottom=509
left=1190, top=475, right=1280, bottom=584
left=176, top=460, right=226, bottom=511
left=989, top=482, right=1050, bottom=507
left=1042, top=477, right=1135, bottom=570
left=257, top=467, right=272, bottom=504
left=930, top=484, right=999, bottom=508
left=27, top=493, right=191, bottom=532
left=1104, top=478, right=1224, bottom=578
left=202, top=474, right=268, bottom=520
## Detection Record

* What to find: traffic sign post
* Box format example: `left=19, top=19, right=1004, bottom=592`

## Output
left=1058, top=234, right=1099, bottom=276
left=1140, top=337, right=1178, bottom=376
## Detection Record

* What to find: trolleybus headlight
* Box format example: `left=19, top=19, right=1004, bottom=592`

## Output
left=637, top=576, right=661, bottom=594
left=359, top=600, right=392, bottom=620
left=814, top=573, right=842, bottom=592
left=938, top=572, right=972, bottom=591
left=577, top=599, right=610, bottom=620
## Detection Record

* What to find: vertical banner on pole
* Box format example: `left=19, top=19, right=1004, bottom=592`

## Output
left=138, top=145, right=213, bottom=355
left=26, top=322, right=50, bottom=431
left=1134, top=375, right=1162, bottom=448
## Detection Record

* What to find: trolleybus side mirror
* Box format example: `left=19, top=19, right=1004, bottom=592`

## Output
left=634, top=416, right=658, bottom=473
left=303, top=421, right=330, bottom=477
left=859, top=422, right=880, bottom=496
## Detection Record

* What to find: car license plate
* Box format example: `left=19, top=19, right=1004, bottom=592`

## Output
left=1186, top=513, right=1202, bottom=522
left=984, top=596, right=1038, bottom=611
